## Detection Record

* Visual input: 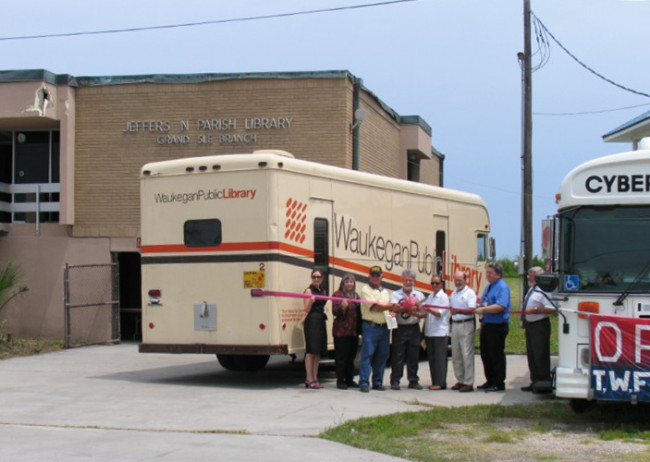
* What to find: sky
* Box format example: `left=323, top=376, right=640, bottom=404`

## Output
left=3, top=0, right=650, bottom=258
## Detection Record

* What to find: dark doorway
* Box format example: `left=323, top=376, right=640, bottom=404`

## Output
left=118, top=252, right=142, bottom=341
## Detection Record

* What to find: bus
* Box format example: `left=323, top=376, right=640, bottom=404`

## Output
left=138, top=150, right=493, bottom=370
left=542, top=143, right=650, bottom=410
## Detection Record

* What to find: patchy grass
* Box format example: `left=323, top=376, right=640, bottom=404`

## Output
left=0, top=321, right=63, bottom=360
left=321, top=402, right=650, bottom=462
left=0, top=334, right=63, bottom=360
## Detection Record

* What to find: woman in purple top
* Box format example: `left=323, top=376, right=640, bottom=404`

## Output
left=332, top=274, right=361, bottom=390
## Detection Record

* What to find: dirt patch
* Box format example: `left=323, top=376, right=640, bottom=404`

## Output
left=425, top=421, right=649, bottom=461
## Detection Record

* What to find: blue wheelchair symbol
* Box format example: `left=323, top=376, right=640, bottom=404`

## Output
left=564, top=275, right=579, bottom=291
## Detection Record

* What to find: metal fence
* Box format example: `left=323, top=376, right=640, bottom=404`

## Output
left=63, top=263, right=119, bottom=348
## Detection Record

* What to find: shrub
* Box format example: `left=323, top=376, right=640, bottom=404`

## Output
left=0, top=260, right=29, bottom=314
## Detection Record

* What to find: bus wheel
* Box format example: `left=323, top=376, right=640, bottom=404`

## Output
left=569, top=399, right=594, bottom=413
left=216, top=354, right=241, bottom=371
left=233, top=354, right=270, bottom=371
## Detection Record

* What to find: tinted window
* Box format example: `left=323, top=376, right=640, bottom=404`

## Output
left=559, top=206, right=650, bottom=292
left=184, top=219, right=222, bottom=247
left=435, top=230, right=445, bottom=275
left=314, top=218, right=329, bottom=293
left=14, top=131, right=50, bottom=184
left=476, top=234, right=487, bottom=261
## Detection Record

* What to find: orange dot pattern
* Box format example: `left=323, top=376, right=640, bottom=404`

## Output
left=284, top=198, right=307, bottom=244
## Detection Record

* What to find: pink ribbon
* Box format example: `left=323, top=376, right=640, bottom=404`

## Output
left=250, top=288, right=480, bottom=313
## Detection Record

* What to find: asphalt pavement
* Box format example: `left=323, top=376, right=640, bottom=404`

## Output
left=0, top=343, right=556, bottom=461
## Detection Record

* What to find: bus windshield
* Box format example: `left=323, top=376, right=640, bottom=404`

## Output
left=559, top=206, right=650, bottom=293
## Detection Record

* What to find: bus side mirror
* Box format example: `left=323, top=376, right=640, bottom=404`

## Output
left=489, top=238, right=496, bottom=259
left=536, top=274, right=558, bottom=292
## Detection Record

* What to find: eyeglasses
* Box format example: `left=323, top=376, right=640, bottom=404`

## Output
left=312, top=275, right=323, bottom=279
left=431, top=281, right=442, bottom=286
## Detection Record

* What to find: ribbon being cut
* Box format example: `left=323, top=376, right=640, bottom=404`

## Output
left=251, top=288, right=650, bottom=321
left=251, top=288, right=475, bottom=312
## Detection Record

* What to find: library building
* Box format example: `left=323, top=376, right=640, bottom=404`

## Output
left=0, top=69, right=442, bottom=344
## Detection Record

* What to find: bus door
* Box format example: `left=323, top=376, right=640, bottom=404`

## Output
left=310, top=198, right=334, bottom=351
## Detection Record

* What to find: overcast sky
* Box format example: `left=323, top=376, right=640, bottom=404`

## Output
left=3, top=0, right=650, bottom=258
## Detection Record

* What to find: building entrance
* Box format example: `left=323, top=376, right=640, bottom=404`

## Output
left=117, top=252, right=142, bottom=341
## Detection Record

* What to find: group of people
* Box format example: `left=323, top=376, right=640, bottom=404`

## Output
left=302, top=262, right=555, bottom=393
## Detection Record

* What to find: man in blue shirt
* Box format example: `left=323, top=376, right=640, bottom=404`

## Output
left=475, top=262, right=511, bottom=392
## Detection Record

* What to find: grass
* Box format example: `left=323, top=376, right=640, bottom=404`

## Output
left=0, top=338, right=63, bottom=359
left=0, top=322, right=63, bottom=359
left=321, top=401, right=650, bottom=462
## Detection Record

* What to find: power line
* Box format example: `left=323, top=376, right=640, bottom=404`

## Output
left=531, top=12, right=650, bottom=99
left=0, top=0, right=419, bottom=42
left=531, top=15, right=550, bottom=72
left=534, top=101, right=650, bottom=116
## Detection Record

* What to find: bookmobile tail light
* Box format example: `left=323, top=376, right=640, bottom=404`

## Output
left=148, top=289, right=162, bottom=305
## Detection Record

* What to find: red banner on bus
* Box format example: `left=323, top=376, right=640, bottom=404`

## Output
left=590, top=315, right=650, bottom=402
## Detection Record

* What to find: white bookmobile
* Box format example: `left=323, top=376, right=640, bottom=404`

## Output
left=542, top=144, right=650, bottom=410
left=138, top=150, right=492, bottom=370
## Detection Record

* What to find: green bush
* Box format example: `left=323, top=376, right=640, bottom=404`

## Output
left=0, top=260, right=28, bottom=314
left=496, top=256, right=547, bottom=278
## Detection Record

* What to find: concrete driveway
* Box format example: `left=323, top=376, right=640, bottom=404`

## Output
left=0, top=343, right=555, bottom=461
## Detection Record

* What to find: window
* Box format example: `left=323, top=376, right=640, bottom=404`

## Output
left=0, top=130, right=60, bottom=224
left=184, top=219, right=222, bottom=247
left=407, top=153, right=420, bottom=182
left=435, top=230, right=446, bottom=275
left=559, top=206, right=650, bottom=292
left=476, top=234, right=487, bottom=262
left=0, top=132, right=11, bottom=223
left=313, top=218, right=329, bottom=293
left=15, top=131, right=51, bottom=184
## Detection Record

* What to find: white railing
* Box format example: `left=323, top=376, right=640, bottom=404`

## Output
left=0, top=183, right=61, bottom=234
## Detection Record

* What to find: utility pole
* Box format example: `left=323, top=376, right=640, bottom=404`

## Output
left=521, top=0, right=533, bottom=296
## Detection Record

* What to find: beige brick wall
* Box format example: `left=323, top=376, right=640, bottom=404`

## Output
left=73, top=77, right=355, bottom=236
left=420, top=155, right=442, bottom=186
left=358, top=93, right=403, bottom=179
left=71, top=75, right=440, bottom=237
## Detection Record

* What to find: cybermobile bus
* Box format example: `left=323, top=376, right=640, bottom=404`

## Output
left=542, top=144, right=650, bottom=410
left=138, top=150, right=492, bottom=371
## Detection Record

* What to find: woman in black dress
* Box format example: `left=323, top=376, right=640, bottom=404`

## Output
left=303, top=269, right=328, bottom=389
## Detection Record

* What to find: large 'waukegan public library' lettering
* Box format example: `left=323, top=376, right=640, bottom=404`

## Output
left=122, top=116, right=293, bottom=145
left=333, top=213, right=436, bottom=274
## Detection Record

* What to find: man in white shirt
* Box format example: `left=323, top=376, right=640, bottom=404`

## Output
left=521, top=266, right=556, bottom=392
left=423, top=274, right=450, bottom=390
left=449, top=271, right=477, bottom=393
left=389, top=268, right=426, bottom=390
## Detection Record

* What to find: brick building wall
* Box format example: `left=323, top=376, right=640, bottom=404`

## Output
left=419, top=153, right=442, bottom=186
left=72, top=76, right=356, bottom=237
left=358, top=92, right=403, bottom=178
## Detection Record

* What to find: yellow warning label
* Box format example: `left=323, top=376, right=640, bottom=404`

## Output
left=243, top=271, right=265, bottom=289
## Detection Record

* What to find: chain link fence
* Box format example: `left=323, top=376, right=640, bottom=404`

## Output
left=63, top=263, right=119, bottom=348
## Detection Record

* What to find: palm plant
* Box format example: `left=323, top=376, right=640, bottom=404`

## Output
left=0, top=261, right=29, bottom=314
